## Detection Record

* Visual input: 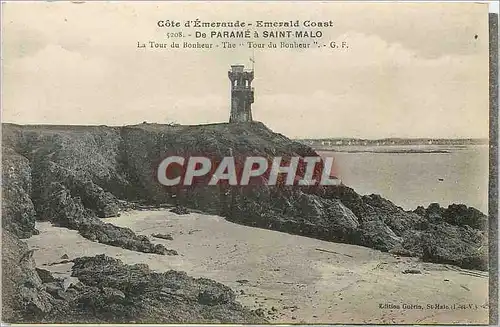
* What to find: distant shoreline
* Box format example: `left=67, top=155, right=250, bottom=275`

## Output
left=316, top=148, right=451, bottom=154
left=296, top=138, right=488, bottom=147
left=311, top=143, right=488, bottom=153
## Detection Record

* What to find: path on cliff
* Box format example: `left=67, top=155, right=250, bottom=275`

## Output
left=26, top=210, right=489, bottom=324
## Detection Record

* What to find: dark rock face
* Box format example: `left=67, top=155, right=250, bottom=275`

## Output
left=420, top=224, right=487, bottom=270
left=2, top=125, right=131, bottom=199
left=1, top=121, right=490, bottom=323
left=221, top=186, right=361, bottom=245
left=394, top=223, right=487, bottom=270
left=2, top=246, right=265, bottom=323
left=36, top=268, right=57, bottom=284
left=38, top=254, right=266, bottom=324
left=14, top=145, right=169, bottom=254
left=1, top=230, right=55, bottom=322
left=1, top=147, right=56, bottom=322
left=2, top=147, right=38, bottom=238
left=31, top=157, right=120, bottom=221
left=33, top=176, right=169, bottom=255
left=1, top=123, right=270, bottom=323
left=413, top=203, right=487, bottom=230
left=2, top=122, right=489, bottom=271
left=392, top=203, right=489, bottom=270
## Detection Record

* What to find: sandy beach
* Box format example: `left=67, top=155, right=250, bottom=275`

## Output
left=26, top=209, right=489, bottom=324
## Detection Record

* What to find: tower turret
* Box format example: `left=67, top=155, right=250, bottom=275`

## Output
left=228, top=64, right=254, bottom=123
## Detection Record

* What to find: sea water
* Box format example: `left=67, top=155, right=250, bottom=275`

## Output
left=319, top=145, right=489, bottom=213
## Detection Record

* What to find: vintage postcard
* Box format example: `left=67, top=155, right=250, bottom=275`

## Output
left=1, top=1, right=497, bottom=325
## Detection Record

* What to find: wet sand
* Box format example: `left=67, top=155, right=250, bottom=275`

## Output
left=26, top=210, right=489, bottom=324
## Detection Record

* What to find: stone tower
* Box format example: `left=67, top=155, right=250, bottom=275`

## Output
left=228, top=64, right=254, bottom=123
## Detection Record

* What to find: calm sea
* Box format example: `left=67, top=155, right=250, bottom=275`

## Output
left=318, top=145, right=489, bottom=214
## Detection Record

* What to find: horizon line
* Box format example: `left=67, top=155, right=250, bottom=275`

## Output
left=1, top=121, right=488, bottom=141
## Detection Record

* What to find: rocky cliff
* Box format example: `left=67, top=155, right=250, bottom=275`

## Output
left=1, top=124, right=266, bottom=323
left=1, top=121, right=488, bottom=322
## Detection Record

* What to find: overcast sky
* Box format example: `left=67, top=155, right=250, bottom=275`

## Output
left=2, top=2, right=490, bottom=139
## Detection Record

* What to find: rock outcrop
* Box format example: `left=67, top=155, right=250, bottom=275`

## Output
left=1, top=229, right=55, bottom=322
left=390, top=203, right=488, bottom=270
left=32, top=167, right=170, bottom=255
left=0, top=127, right=172, bottom=255
left=413, top=203, right=488, bottom=230
left=2, top=244, right=265, bottom=324
left=1, top=121, right=489, bottom=323
left=2, top=147, right=38, bottom=238
left=42, top=254, right=265, bottom=324
left=2, top=122, right=489, bottom=270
